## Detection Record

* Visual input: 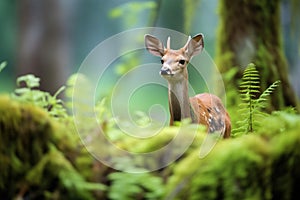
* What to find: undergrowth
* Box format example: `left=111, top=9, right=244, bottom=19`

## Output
left=0, top=62, right=166, bottom=200
left=12, top=74, right=67, bottom=119
left=232, top=63, right=281, bottom=137
left=1, top=61, right=299, bottom=200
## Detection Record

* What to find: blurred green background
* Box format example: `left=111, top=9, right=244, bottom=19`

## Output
left=1, top=0, right=299, bottom=98
left=0, top=0, right=217, bottom=92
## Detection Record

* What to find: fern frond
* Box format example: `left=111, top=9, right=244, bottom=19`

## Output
left=256, top=80, right=281, bottom=108
left=235, top=63, right=280, bottom=136
left=239, top=65, right=261, bottom=99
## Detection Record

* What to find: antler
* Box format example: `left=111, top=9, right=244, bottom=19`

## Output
left=167, top=36, right=171, bottom=49
left=183, top=36, right=192, bottom=49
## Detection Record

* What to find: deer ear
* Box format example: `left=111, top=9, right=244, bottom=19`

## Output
left=184, top=33, right=204, bottom=58
left=145, top=34, right=165, bottom=57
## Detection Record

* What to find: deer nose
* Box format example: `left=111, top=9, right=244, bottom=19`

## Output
left=160, top=67, right=171, bottom=75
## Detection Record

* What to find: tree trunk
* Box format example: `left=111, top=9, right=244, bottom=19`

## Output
left=216, top=0, right=299, bottom=111
left=17, top=0, right=72, bottom=94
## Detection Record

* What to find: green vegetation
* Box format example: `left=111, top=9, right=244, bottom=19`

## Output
left=0, top=95, right=105, bottom=199
left=0, top=60, right=300, bottom=199
left=216, top=0, right=299, bottom=111
left=12, top=74, right=67, bottom=119
left=233, top=63, right=281, bottom=136
left=165, top=111, right=300, bottom=200
left=108, top=172, right=164, bottom=200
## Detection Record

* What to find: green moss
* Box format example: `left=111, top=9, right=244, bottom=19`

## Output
left=258, top=112, right=300, bottom=199
left=0, top=95, right=52, bottom=188
left=0, top=95, right=102, bottom=199
left=2, top=90, right=300, bottom=200
left=165, top=112, right=300, bottom=199
left=123, top=125, right=205, bottom=154
left=166, top=135, right=270, bottom=200
left=270, top=130, right=300, bottom=200
left=109, top=124, right=206, bottom=172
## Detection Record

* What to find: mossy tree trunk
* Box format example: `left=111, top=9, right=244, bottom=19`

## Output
left=216, top=0, right=299, bottom=111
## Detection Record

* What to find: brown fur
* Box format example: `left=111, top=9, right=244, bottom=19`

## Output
left=190, top=93, right=231, bottom=138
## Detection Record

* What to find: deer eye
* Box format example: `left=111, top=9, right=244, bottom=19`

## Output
left=179, top=59, right=186, bottom=65
left=160, top=59, right=164, bottom=64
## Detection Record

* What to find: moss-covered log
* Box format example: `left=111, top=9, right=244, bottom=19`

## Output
left=216, top=0, right=299, bottom=111
left=2, top=94, right=300, bottom=200
left=0, top=95, right=103, bottom=200
left=165, top=112, right=300, bottom=200
left=0, top=95, right=53, bottom=197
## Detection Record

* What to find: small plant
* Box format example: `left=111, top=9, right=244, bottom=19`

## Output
left=233, top=63, right=280, bottom=137
left=108, top=172, right=164, bottom=200
left=12, top=74, right=67, bottom=119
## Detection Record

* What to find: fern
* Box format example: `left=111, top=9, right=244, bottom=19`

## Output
left=233, top=63, right=280, bottom=137
left=256, top=80, right=281, bottom=109
left=108, top=172, right=164, bottom=200
left=238, top=64, right=261, bottom=134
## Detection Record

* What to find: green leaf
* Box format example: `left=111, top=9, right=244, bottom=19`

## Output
left=108, top=172, right=164, bottom=200
left=0, top=61, right=7, bottom=73
left=17, top=74, right=40, bottom=88
left=54, top=86, right=66, bottom=98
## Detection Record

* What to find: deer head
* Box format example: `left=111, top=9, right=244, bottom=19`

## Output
left=144, top=34, right=204, bottom=82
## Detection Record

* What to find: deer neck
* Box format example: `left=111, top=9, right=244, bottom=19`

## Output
left=168, top=79, right=193, bottom=123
